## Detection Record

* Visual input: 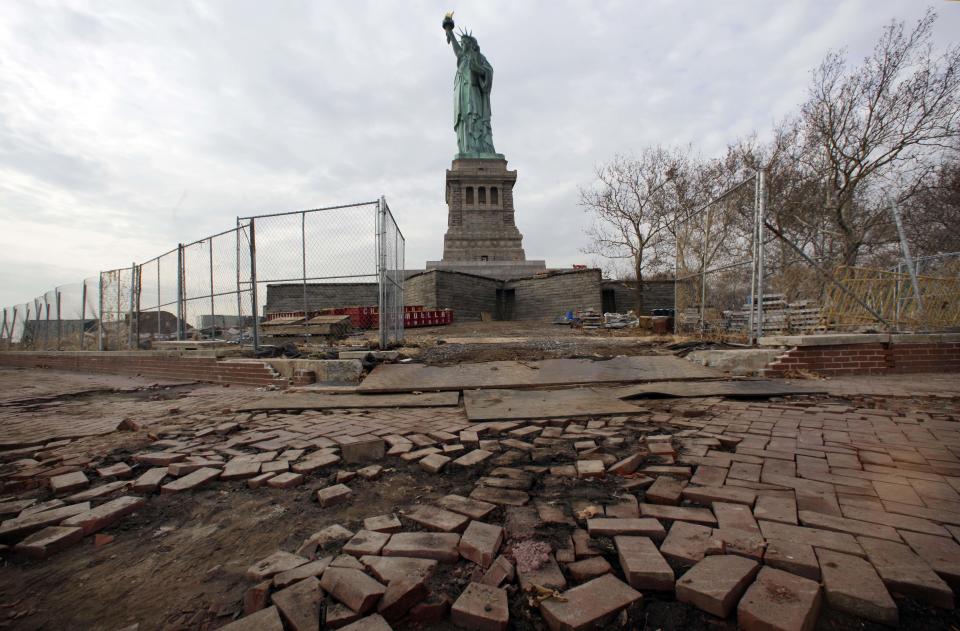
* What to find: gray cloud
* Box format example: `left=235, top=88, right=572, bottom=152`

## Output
left=0, top=0, right=957, bottom=306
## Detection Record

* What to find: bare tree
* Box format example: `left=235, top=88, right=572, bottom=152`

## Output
left=799, top=8, right=960, bottom=266
left=579, top=147, right=696, bottom=313
left=905, top=154, right=960, bottom=257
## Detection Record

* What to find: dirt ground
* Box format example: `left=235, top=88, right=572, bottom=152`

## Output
left=1, top=366, right=960, bottom=630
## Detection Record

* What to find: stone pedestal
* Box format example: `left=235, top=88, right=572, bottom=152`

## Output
left=429, top=157, right=545, bottom=279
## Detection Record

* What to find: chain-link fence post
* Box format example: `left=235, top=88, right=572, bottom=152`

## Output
left=80, top=281, right=87, bottom=350
left=7, top=307, right=15, bottom=350
left=176, top=245, right=184, bottom=341
left=377, top=197, right=387, bottom=349
left=249, top=219, right=259, bottom=351
left=97, top=273, right=104, bottom=351
left=55, top=289, right=62, bottom=351
left=756, top=170, right=766, bottom=340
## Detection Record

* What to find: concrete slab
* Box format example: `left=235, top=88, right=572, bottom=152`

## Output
left=357, top=356, right=720, bottom=393
left=237, top=391, right=460, bottom=411
left=464, top=388, right=641, bottom=421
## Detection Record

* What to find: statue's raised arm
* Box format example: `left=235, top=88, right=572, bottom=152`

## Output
left=441, top=13, right=500, bottom=159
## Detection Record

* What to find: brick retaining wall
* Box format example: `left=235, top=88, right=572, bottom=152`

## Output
left=0, top=352, right=289, bottom=387
left=761, top=334, right=960, bottom=377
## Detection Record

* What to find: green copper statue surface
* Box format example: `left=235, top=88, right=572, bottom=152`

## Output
left=443, top=13, right=503, bottom=160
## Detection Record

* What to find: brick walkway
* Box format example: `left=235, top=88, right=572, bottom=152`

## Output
left=1, top=370, right=959, bottom=629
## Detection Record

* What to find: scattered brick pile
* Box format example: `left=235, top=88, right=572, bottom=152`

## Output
left=2, top=390, right=960, bottom=629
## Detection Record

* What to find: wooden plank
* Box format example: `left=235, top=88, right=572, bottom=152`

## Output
left=464, top=388, right=640, bottom=421
left=237, top=391, right=460, bottom=411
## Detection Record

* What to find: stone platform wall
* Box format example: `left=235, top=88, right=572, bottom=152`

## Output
left=509, top=269, right=603, bottom=320
left=0, top=352, right=289, bottom=387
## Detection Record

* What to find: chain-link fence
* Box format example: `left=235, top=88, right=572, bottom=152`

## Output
left=672, top=171, right=960, bottom=340
left=674, top=174, right=762, bottom=340
left=1, top=197, right=404, bottom=351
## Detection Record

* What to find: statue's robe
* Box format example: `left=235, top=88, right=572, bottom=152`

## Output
left=453, top=49, right=496, bottom=155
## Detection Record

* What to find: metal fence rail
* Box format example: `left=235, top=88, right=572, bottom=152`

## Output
left=1, top=197, right=405, bottom=351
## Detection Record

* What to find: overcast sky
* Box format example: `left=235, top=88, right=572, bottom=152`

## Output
left=1, top=1, right=957, bottom=308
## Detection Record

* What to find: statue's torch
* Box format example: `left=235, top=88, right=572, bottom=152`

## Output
left=442, top=11, right=455, bottom=32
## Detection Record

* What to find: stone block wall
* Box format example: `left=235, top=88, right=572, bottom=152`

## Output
left=265, top=283, right=379, bottom=314
left=508, top=269, right=603, bottom=321
left=602, top=280, right=675, bottom=314
left=435, top=272, right=500, bottom=321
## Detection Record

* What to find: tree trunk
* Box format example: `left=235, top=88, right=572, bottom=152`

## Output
left=633, top=254, right=644, bottom=315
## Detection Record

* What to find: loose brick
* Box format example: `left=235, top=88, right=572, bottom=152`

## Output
left=754, top=495, right=798, bottom=525
left=437, top=494, right=497, bottom=520
left=453, top=449, right=494, bottom=467
left=638, top=503, right=717, bottom=526
left=765, top=540, right=820, bottom=581
left=565, top=556, right=612, bottom=581
left=357, top=464, right=383, bottom=480
left=273, top=575, right=323, bottom=630
left=49, top=471, right=89, bottom=495
left=405, top=504, right=470, bottom=533
left=859, top=536, right=954, bottom=609
left=758, top=521, right=864, bottom=557
left=160, top=467, right=221, bottom=494
left=798, top=510, right=901, bottom=542
left=221, top=460, right=261, bottom=480
left=378, top=574, right=428, bottom=621
left=317, top=484, right=352, bottom=507
left=248, top=472, right=276, bottom=489
left=459, top=520, right=504, bottom=568
left=0, top=502, right=91, bottom=542
left=382, top=532, right=461, bottom=563
left=616, top=535, right=673, bottom=590
left=815, top=547, right=898, bottom=625
left=540, top=574, right=641, bottom=631
left=480, top=555, right=516, bottom=587
left=340, top=613, right=392, bottom=631
left=273, top=556, right=332, bottom=589
left=14, top=526, right=84, bottom=559
left=360, top=555, right=437, bottom=583
left=291, top=452, right=340, bottom=473
left=97, top=462, right=133, bottom=479
left=737, top=566, right=822, bottom=631
left=420, top=453, right=451, bottom=473
left=320, top=567, right=386, bottom=614
left=517, top=553, right=567, bottom=592
left=364, top=514, right=402, bottom=534
left=61, top=496, right=145, bottom=535
left=132, top=467, right=168, bottom=493
left=900, top=529, right=960, bottom=586
left=266, top=472, right=304, bottom=489
left=645, top=476, right=686, bottom=505
left=587, top=518, right=665, bottom=539
left=451, top=582, right=509, bottom=631
left=676, top=554, right=760, bottom=618
left=244, top=580, right=272, bottom=615
left=660, top=520, right=721, bottom=565
left=340, top=437, right=385, bottom=463
left=690, top=465, right=728, bottom=487
left=682, top=485, right=757, bottom=507
left=469, top=486, right=529, bottom=506
left=217, top=605, right=284, bottom=631
left=246, top=551, right=309, bottom=581
left=576, top=460, right=605, bottom=478
left=608, top=452, right=644, bottom=475
left=342, top=530, right=391, bottom=557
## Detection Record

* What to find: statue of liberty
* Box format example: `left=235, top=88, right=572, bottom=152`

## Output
left=443, top=13, right=502, bottom=159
